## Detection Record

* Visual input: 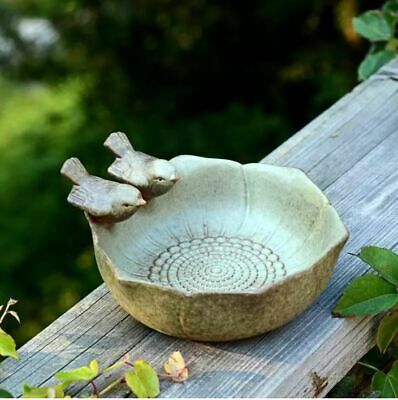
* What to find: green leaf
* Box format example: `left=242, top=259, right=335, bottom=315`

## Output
left=358, top=51, right=396, bottom=80
left=383, top=1, right=398, bottom=17
left=386, top=38, right=398, bottom=51
left=0, top=328, right=19, bottom=359
left=89, top=360, right=99, bottom=375
left=126, top=371, right=148, bottom=398
left=54, top=359, right=99, bottom=383
left=333, top=275, right=398, bottom=316
left=358, top=246, right=398, bottom=285
left=372, top=362, right=398, bottom=397
left=23, top=384, right=50, bottom=398
left=377, top=310, right=398, bottom=353
left=0, top=388, right=13, bottom=398
left=353, top=11, right=395, bottom=41
left=125, top=360, right=160, bottom=398
left=22, top=383, right=65, bottom=398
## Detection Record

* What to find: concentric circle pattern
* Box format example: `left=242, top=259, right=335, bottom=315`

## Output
left=148, top=236, right=286, bottom=293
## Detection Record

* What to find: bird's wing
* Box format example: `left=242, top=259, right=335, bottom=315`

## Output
left=108, top=157, right=133, bottom=180
left=67, top=185, right=97, bottom=212
left=136, top=151, right=157, bottom=162
left=104, top=131, right=134, bottom=156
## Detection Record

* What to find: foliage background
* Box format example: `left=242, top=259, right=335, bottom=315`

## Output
left=0, top=0, right=381, bottom=345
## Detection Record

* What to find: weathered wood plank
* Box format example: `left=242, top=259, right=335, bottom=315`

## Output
left=1, top=59, right=398, bottom=398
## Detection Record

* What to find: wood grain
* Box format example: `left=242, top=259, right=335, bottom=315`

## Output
left=1, top=59, right=398, bottom=398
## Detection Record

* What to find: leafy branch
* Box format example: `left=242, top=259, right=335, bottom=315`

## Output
left=0, top=298, right=20, bottom=361
left=0, top=298, right=20, bottom=398
left=21, top=351, right=188, bottom=398
left=0, top=295, right=189, bottom=398
left=333, top=246, right=398, bottom=397
left=354, top=1, right=398, bottom=80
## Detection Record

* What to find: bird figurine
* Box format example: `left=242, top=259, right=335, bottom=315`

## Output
left=104, top=131, right=179, bottom=200
left=61, top=157, right=146, bottom=223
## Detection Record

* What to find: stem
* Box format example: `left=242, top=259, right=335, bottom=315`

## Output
left=358, top=361, right=381, bottom=373
left=124, top=361, right=135, bottom=368
left=90, top=380, right=99, bottom=398
left=99, top=377, right=124, bottom=397
left=0, top=301, right=11, bottom=325
left=159, top=366, right=188, bottom=383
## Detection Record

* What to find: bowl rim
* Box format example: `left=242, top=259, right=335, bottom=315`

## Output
left=90, top=156, right=349, bottom=297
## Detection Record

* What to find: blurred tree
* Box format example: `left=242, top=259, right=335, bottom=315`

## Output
left=0, top=0, right=380, bottom=344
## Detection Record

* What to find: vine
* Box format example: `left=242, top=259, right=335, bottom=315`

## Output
left=354, top=1, right=398, bottom=80
left=333, top=246, right=398, bottom=397
left=0, top=301, right=188, bottom=398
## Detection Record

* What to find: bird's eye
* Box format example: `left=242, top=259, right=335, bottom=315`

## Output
left=122, top=203, right=131, bottom=208
left=155, top=177, right=165, bottom=182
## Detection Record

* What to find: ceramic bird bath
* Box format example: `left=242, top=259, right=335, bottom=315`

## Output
left=85, top=155, right=348, bottom=341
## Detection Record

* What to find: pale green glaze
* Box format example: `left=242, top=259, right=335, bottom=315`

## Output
left=89, top=156, right=349, bottom=341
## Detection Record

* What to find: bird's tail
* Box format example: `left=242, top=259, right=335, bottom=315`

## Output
left=104, top=131, right=134, bottom=157
left=61, top=157, right=89, bottom=184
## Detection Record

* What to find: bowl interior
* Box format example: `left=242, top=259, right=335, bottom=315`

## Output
left=93, top=156, right=347, bottom=294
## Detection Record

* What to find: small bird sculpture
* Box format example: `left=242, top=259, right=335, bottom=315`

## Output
left=61, top=157, right=146, bottom=223
left=104, top=132, right=179, bottom=200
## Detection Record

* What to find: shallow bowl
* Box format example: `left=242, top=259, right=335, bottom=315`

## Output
left=89, top=156, right=348, bottom=341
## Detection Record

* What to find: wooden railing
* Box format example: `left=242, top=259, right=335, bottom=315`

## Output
left=1, top=59, right=398, bottom=397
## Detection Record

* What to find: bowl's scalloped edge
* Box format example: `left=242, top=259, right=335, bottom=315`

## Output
left=90, top=156, right=349, bottom=298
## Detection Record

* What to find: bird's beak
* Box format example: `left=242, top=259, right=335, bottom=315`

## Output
left=172, top=175, right=180, bottom=183
left=138, top=198, right=146, bottom=206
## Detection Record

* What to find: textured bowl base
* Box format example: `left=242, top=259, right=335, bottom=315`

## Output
left=147, top=236, right=287, bottom=293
